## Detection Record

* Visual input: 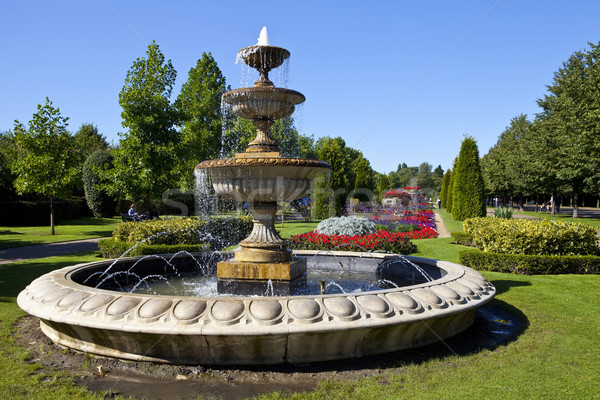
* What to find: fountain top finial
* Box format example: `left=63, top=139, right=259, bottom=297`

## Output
left=257, top=26, right=270, bottom=46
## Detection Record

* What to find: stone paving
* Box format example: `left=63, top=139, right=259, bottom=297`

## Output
left=0, top=238, right=102, bottom=265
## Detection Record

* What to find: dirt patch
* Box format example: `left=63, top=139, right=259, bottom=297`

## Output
left=14, top=305, right=524, bottom=399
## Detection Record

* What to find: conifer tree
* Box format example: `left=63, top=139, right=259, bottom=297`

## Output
left=439, top=169, right=451, bottom=208
left=451, top=137, right=486, bottom=221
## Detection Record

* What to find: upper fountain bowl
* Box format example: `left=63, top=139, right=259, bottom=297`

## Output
left=238, top=45, right=290, bottom=71
left=222, top=87, right=305, bottom=120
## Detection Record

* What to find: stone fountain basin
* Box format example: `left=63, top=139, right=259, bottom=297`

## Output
left=222, top=87, right=305, bottom=120
left=196, top=157, right=330, bottom=202
left=17, top=251, right=495, bottom=365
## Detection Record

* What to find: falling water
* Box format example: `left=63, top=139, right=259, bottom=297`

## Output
left=195, top=169, right=214, bottom=217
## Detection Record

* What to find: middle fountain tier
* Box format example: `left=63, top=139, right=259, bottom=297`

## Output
left=196, top=35, right=330, bottom=296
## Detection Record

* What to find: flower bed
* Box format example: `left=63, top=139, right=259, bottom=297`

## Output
left=289, top=226, right=437, bottom=254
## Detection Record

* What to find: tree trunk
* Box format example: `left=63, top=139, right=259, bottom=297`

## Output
left=551, top=189, right=557, bottom=216
left=50, top=199, right=55, bottom=235
left=572, top=188, right=579, bottom=218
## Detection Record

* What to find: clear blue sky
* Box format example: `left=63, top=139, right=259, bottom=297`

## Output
left=2, top=1, right=599, bottom=174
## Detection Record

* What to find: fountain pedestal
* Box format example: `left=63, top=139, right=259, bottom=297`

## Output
left=196, top=36, right=330, bottom=296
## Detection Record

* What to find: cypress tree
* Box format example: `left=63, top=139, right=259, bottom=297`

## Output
left=439, top=169, right=451, bottom=208
left=83, top=150, right=116, bottom=218
left=451, top=137, right=486, bottom=221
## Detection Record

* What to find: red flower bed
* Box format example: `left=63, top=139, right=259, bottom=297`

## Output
left=289, top=226, right=438, bottom=254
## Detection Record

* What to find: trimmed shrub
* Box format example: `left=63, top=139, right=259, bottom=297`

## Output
left=493, top=206, right=514, bottom=219
left=463, top=217, right=599, bottom=256
left=83, top=150, right=116, bottom=218
left=316, top=216, right=376, bottom=236
left=105, top=216, right=253, bottom=257
left=451, top=137, right=486, bottom=221
left=459, top=249, right=600, bottom=275
left=99, top=238, right=210, bottom=258
left=0, top=198, right=92, bottom=226
left=451, top=232, right=474, bottom=246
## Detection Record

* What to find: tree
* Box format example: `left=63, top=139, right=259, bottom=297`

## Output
left=535, top=42, right=600, bottom=217
left=376, top=173, right=391, bottom=200
left=73, top=123, right=109, bottom=158
left=353, top=153, right=374, bottom=201
left=439, top=169, right=451, bottom=208
left=175, top=52, right=228, bottom=188
left=83, top=150, right=116, bottom=218
left=11, top=98, right=79, bottom=234
left=0, top=131, right=17, bottom=200
left=451, top=137, right=486, bottom=221
left=315, top=137, right=350, bottom=215
left=109, top=41, right=181, bottom=206
left=481, top=115, right=533, bottom=205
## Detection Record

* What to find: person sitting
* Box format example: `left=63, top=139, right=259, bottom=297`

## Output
left=128, top=204, right=146, bottom=221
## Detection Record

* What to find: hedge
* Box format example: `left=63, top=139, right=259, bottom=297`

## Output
left=463, top=217, right=598, bottom=256
left=98, top=238, right=210, bottom=259
left=451, top=232, right=474, bottom=247
left=459, top=249, right=600, bottom=275
left=0, top=198, right=92, bottom=226
left=99, top=215, right=253, bottom=258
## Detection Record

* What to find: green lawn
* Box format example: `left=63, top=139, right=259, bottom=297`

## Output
left=0, top=217, right=120, bottom=249
left=1, top=212, right=599, bottom=398
left=276, top=220, right=319, bottom=239
left=514, top=210, right=600, bottom=228
left=436, top=208, right=464, bottom=233
left=0, top=252, right=105, bottom=399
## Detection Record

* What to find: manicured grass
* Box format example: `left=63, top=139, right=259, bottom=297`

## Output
left=267, top=272, right=600, bottom=399
left=437, top=209, right=463, bottom=233
left=0, top=251, right=106, bottom=399
left=514, top=210, right=600, bottom=228
left=0, top=217, right=120, bottom=249
left=276, top=220, right=319, bottom=239
left=412, top=237, right=470, bottom=264
left=3, top=215, right=599, bottom=398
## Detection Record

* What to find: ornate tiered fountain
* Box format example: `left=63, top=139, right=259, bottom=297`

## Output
left=196, top=29, right=330, bottom=295
left=16, top=29, right=495, bottom=365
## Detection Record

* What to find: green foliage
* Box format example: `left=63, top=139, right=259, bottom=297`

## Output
left=376, top=173, right=390, bottom=200
left=459, top=249, right=600, bottom=275
left=450, top=231, right=474, bottom=246
left=73, top=123, right=109, bottom=159
left=11, top=98, right=79, bottom=201
left=175, top=52, right=227, bottom=188
left=98, top=238, right=209, bottom=258
left=315, top=136, right=351, bottom=215
left=112, top=215, right=251, bottom=245
left=439, top=169, right=451, bottom=208
left=316, top=216, right=376, bottom=236
left=353, top=154, right=373, bottom=201
left=109, top=41, right=182, bottom=203
left=445, top=165, right=455, bottom=212
left=451, top=137, right=486, bottom=221
left=311, top=172, right=333, bottom=220
left=82, top=150, right=115, bottom=218
left=493, top=206, right=514, bottom=219
left=463, top=217, right=599, bottom=256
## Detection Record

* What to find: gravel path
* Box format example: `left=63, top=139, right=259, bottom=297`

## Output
left=0, top=238, right=103, bottom=265
left=434, top=212, right=451, bottom=238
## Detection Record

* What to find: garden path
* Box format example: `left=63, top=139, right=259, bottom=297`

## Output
left=434, top=212, right=450, bottom=238
left=0, top=238, right=102, bottom=265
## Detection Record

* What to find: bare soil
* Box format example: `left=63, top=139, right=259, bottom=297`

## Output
left=14, top=304, right=523, bottom=400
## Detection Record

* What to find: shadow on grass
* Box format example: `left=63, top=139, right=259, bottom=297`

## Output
left=205, top=299, right=528, bottom=375
left=0, top=252, right=101, bottom=298
left=488, top=278, right=531, bottom=296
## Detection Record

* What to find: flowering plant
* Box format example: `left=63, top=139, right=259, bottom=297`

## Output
left=404, top=186, right=421, bottom=191
left=289, top=230, right=428, bottom=254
